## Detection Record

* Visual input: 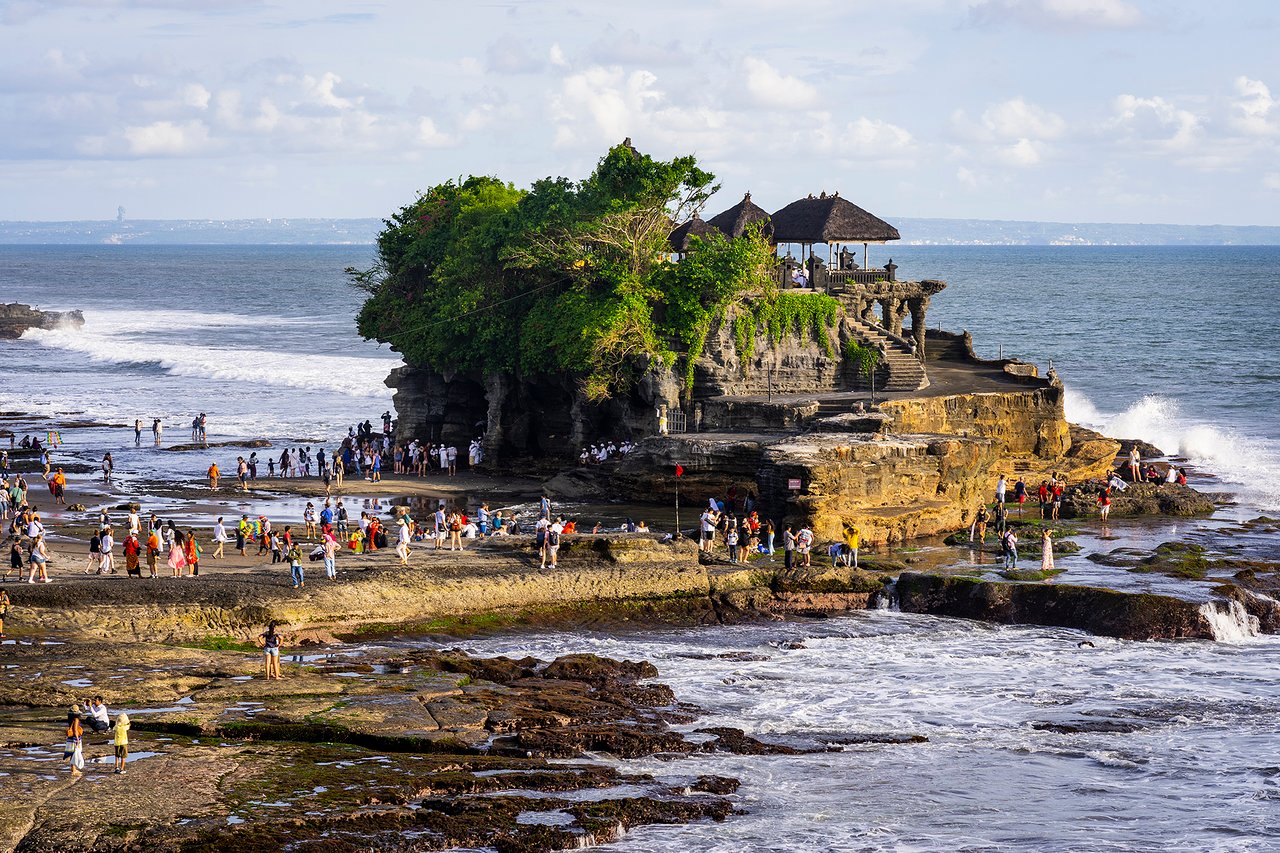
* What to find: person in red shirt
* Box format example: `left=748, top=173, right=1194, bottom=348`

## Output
left=1037, top=481, right=1050, bottom=520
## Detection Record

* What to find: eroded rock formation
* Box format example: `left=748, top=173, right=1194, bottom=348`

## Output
left=0, top=302, right=84, bottom=339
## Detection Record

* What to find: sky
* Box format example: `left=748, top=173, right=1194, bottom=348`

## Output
left=1, top=0, right=1278, bottom=225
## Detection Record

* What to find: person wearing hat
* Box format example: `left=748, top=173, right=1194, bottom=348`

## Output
left=395, top=516, right=411, bottom=566
left=64, top=704, right=84, bottom=777
left=237, top=514, right=250, bottom=556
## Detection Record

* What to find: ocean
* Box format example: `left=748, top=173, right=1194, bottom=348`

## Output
left=4, top=244, right=1278, bottom=510
left=4, top=243, right=1280, bottom=851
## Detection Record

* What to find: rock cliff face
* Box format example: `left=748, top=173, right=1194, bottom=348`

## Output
left=0, top=302, right=84, bottom=339
left=878, top=385, right=1071, bottom=458
left=692, top=308, right=849, bottom=398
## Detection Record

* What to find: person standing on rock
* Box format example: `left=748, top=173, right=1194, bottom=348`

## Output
left=995, top=475, right=1007, bottom=506
left=134, top=419, right=142, bottom=446
left=0, top=587, right=9, bottom=637
left=1041, top=529, right=1055, bottom=576
left=545, top=517, right=564, bottom=569
left=112, top=712, right=130, bottom=774
left=1128, top=446, right=1142, bottom=483
left=1014, top=476, right=1027, bottom=518
left=726, top=521, right=739, bottom=564
left=1001, top=528, right=1018, bottom=570
left=259, top=622, right=282, bottom=679
left=782, top=524, right=795, bottom=569
left=207, top=461, right=219, bottom=490
left=1098, top=486, right=1113, bottom=522
left=844, top=526, right=860, bottom=569
left=123, top=530, right=141, bottom=577
left=1050, top=480, right=1064, bottom=522
left=795, top=526, right=814, bottom=568
left=145, top=527, right=160, bottom=578
left=184, top=529, right=200, bottom=577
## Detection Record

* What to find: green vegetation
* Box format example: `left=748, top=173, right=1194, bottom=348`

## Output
left=843, top=339, right=881, bottom=384
left=353, top=143, right=782, bottom=400
left=176, top=636, right=258, bottom=653
left=731, top=292, right=840, bottom=360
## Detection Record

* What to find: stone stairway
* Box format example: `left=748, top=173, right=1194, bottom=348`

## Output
left=847, top=318, right=928, bottom=392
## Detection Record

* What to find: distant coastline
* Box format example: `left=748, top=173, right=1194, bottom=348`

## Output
left=2, top=216, right=1280, bottom=246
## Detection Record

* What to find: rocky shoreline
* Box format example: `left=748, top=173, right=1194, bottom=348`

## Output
left=0, top=303, right=84, bottom=340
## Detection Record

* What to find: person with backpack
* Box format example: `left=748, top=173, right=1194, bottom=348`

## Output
left=545, top=517, right=563, bottom=569
left=287, top=542, right=304, bottom=589
left=1001, top=528, right=1018, bottom=570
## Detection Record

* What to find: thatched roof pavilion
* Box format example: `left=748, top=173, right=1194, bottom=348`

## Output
left=667, top=213, right=717, bottom=254
left=770, top=192, right=899, bottom=243
left=771, top=191, right=900, bottom=277
left=706, top=192, right=773, bottom=240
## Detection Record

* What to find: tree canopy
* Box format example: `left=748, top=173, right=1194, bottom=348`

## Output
left=354, top=143, right=779, bottom=400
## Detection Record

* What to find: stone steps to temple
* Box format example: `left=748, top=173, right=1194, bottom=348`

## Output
left=847, top=318, right=927, bottom=392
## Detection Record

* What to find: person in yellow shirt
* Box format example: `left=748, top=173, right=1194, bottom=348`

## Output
left=112, top=712, right=130, bottom=774
left=207, top=462, right=219, bottom=490
left=843, top=525, right=860, bottom=569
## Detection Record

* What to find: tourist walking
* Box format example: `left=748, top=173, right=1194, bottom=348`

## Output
left=64, top=705, right=84, bottom=777
left=207, top=461, right=219, bottom=490
left=99, top=526, right=115, bottom=574
left=184, top=529, right=200, bottom=576
left=27, top=534, right=50, bottom=583
left=260, top=622, right=282, bottom=679
left=212, top=517, right=228, bottom=558
left=0, top=587, right=9, bottom=638
left=394, top=518, right=410, bottom=566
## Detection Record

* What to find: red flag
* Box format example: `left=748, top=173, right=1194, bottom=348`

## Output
left=675, top=464, right=684, bottom=477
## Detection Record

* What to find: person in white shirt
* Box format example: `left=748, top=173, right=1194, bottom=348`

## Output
left=212, top=517, right=229, bottom=559
left=99, top=527, right=115, bottom=574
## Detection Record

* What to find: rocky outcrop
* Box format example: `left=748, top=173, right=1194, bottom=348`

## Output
left=895, top=572, right=1215, bottom=640
left=0, top=303, right=84, bottom=339
left=879, top=385, right=1074, bottom=458
left=1062, top=481, right=1216, bottom=519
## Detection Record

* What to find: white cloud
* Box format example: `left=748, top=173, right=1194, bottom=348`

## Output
left=998, top=137, right=1045, bottom=165
left=1231, top=76, right=1277, bottom=136
left=742, top=57, right=818, bottom=110
left=182, top=83, right=211, bottom=110
left=548, top=43, right=568, bottom=68
left=981, top=97, right=1065, bottom=139
left=956, top=166, right=979, bottom=188
left=969, top=0, right=1142, bottom=30
left=306, top=72, right=358, bottom=110
left=1264, top=173, right=1280, bottom=191
left=1111, top=94, right=1202, bottom=151
left=416, top=117, right=457, bottom=148
left=552, top=66, right=663, bottom=146
left=122, top=120, right=211, bottom=155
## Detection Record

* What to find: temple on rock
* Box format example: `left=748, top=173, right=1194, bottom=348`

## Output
left=675, top=190, right=945, bottom=395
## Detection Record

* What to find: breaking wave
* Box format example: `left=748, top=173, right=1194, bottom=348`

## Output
left=22, top=315, right=399, bottom=399
left=1064, top=387, right=1280, bottom=512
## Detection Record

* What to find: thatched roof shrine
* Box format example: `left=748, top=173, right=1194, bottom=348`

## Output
left=770, top=192, right=900, bottom=243
left=667, top=213, right=717, bottom=253
left=706, top=191, right=773, bottom=240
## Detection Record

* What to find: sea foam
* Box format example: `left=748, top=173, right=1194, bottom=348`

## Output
left=1065, top=387, right=1280, bottom=512
left=21, top=309, right=400, bottom=399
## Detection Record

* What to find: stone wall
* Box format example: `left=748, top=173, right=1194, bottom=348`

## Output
left=692, top=307, right=846, bottom=398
